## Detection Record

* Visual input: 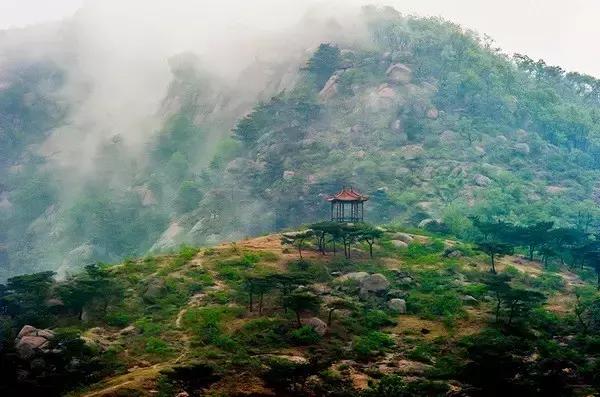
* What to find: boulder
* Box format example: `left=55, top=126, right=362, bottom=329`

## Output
left=514, top=143, right=530, bottom=154
left=391, top=240, right=408, bottom=248
left=376, top=84, right=397, bottom=99
left=386, top=63, right=412, bottom=83
left=340, top=272, right=369, bottom=282
left=426, top=108, right=439, bottom=119
left=143, top=278, right=167, bottom=302
left=462, top=295, right=479, bottom=305
left=391, top=232, right=413, bottom=243
left=473, top=174, right=492, bottom=187
left=303, top=317, right=328, bottom=336
left=398, top=144, right=424, bottom=160
left=14, top=326, right=55, bottom=360
left=283, top=170, right=296, bottom=180
left=318, top=73, right=340, bottom=100
left=439, top=130, right=457, bottom=144
left=387, top=298, right=407, bottom=314
left=359, top=273, right=390, bottom=294
left=391, top=119, right=403, bottom=133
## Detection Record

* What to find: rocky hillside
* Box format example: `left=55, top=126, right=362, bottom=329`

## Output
left=1, top=227, right=599, bottom=396
left=2, top=6, right=600, bottom=279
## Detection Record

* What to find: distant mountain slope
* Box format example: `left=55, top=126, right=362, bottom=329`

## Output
left=1, top=6, right=600, bottom=278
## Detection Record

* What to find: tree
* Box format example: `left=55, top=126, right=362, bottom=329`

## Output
left=57, top=264, right=121, bottom=321
left=309, top=221, right=342, bottom=255
left=306, top=43, right=341, bottom=89
left=325, top=298, right=356, bottom=326
left=483, top=273, right=545, bottom=326
left=1, top=271, right=56, bottom=326
left=476, top=241, right=514, bottom=273
left=584, top=249, right=600, bottom=289
left=244, top=274, right=277, bottom=314
left=281, top=230, right=314, bottom=259
left=282, top=292, right=321, bottom=327
left=516, top=222, right=554, bottom=261
left=354, top=223, right=384, bottom=258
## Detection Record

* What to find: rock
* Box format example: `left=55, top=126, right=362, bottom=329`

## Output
left=283, top=170, right=296, bottom=180
left=319, top=73, right=340, bottom=100
left=418, top=218, right=441, bottom=229
left=439, top=130, right=457, bottom=144
left=462, top=295, right=479, bottom=305
left=143, top=278, right=166, bottom=303
left=311, top=284, right=332, bottom=295
left=397, top=277, right=413, bottom=286
left=150, top=221, right=183, bottom=252
left=340, top=272, right=369, bottom=282
left=376, top=84, right=397, bottom=99
left=390, top=240, right=408, bottom=248
left=303, top=317, right=328, bottom=336
left=387, top=298, right=407, bottom=314
left=119, top=325, right=137, bottom=336
left=385, top=63, right=412, bottom=83
left=391, top=232, right=413, bottom=243
left=14, top=326, right=55, bottom=360
left=359, top=273, right=390, bottom=295
left=176, top=392, right=190, bottom=397
left=514, top=142, right=530, bottom=154
left=391, top=119, right=402, bottom=132
left=426, top=108, right=439, bottom=119
left=133, top=185, right=157, bottom=207
left=496, top=135, right=508, bottom=143
left=398, top=144, right=424, bottom=160
left=444, top=248, right=463, bottom=258
left=473, top=174, right=492, bottom=187
left=17, top=325, right=37, bottom=339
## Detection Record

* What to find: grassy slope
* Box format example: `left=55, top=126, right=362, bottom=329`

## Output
left=68, top=230, right=591, bottom=396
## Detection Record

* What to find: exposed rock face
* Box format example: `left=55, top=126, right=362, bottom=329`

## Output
left=514, top=142, right=530, bottom=154
left=462, top=295, right=479, bottom=305
left=387, top=298, right=407, bottom=314
left=385, top=63, right=412, bottom=83
left=143, top=277, right=167, bottom=302
left=340, top=272, right=369, bottom=282
left=391, top=232, right=413, bottom=244
left=14, top=325, right=55, bottom=359
left=303, top=317, right=328, bottom=336
left=151, top=221, right=183, bottom=252
left=359, top=273, right=390, bottom=295
left=318, top=73, right=340, bottom=100
left=398, top=144, right=424, bottom=160
left=390, top=240, right=408, bottom=248
left=426, top=107, right=439, bottom=119
left=473, top=174, right=492, bottom=187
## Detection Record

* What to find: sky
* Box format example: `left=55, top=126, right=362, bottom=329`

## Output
left=0, top=0, right=599, bottom=78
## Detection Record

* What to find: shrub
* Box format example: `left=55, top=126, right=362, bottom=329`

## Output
left=353, top=331, right=395, bottom=359
left=364, top=310, right=396, bottom=330
left=105, top=310, right=133, bottom=327
left=289, top=325, right=321, bottom=345
left=145, top=337, right=172, bottom=356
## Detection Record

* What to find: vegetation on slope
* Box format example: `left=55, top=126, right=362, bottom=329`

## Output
left=2, top=7, right=600, bottom=278
left=3, top=218, right=600, bottom=396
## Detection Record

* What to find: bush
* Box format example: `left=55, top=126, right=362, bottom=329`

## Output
left=353, top=331, right=395, bottom=359
left=289, top=325, right=321, bottom=345
left=364, top=310, right=396, bottom=330
left=105, top=310, right=133, bottom=327
left=145, top=337, right=172, bottom=356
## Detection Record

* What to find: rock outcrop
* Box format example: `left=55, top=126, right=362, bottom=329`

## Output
left=14, top=325, right=55, bottom=359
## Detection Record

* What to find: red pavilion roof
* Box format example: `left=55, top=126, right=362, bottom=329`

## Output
left=326, top=187, right=369, bottom=202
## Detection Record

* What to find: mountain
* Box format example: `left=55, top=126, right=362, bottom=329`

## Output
left=1, top=228, right=598, bottom=396
left=1, top=6, right=600, bottom=279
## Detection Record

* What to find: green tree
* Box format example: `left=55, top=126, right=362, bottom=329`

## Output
left=281, top=230, right=314, bottom=259
left=325, top=298, right=356, bottom=326
left=306, top=43, right=341, bottom=89
left=476, top=241, right=514, bottom=273
left=282, top=292, right=321, bottom=327
left=354, top=223, right=384, bottom=258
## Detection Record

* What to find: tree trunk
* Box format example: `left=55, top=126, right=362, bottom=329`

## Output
left=249, top=291, right=253, bottom=312
left=296, top=311, right=302, bottom=328
left=259, top=293, right=264, bottom=315
left=490, top=253, right=496, bottom=274
left=298, top=245, right=303, bottom=259
left=333, top=240, right=336, bottom=256
left=494, top=298, right=501, bottom=323
left=529, top=245, right=534, bottom=261
left=328, top=309, right=335, bottom=326
left=368, top=241, right=373, bottom=258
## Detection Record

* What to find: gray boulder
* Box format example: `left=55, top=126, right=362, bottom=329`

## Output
left=391, top=232, right=413, bottom=243
left=143, top=278, right=166, bottom=303
left=514, top=142, right=530, bottom=154
left=387, top=298, right=407, bottom=314
left=473, top=174, right=492, bottom=187
left=462, top=295, right=479, bottom=305
left=303, top=317, right=328, bottom=336
left=360, top=273, right=390, bottom=294
left=391, top=240, right=408, bottom=248
left=340, top=272, right=369, bottom=282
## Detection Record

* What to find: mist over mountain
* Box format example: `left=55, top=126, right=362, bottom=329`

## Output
left=1, top=2, right=600, bottom=280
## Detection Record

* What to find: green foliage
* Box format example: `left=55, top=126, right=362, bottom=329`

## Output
left=353, top=331, right=395, bottom=360
left=289, top=325, right=321, bottom=345
left=306, top=43, right=341, bottom=88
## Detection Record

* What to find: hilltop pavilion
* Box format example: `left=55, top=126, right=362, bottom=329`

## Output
left=326, top=187, right=369, bottom=223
